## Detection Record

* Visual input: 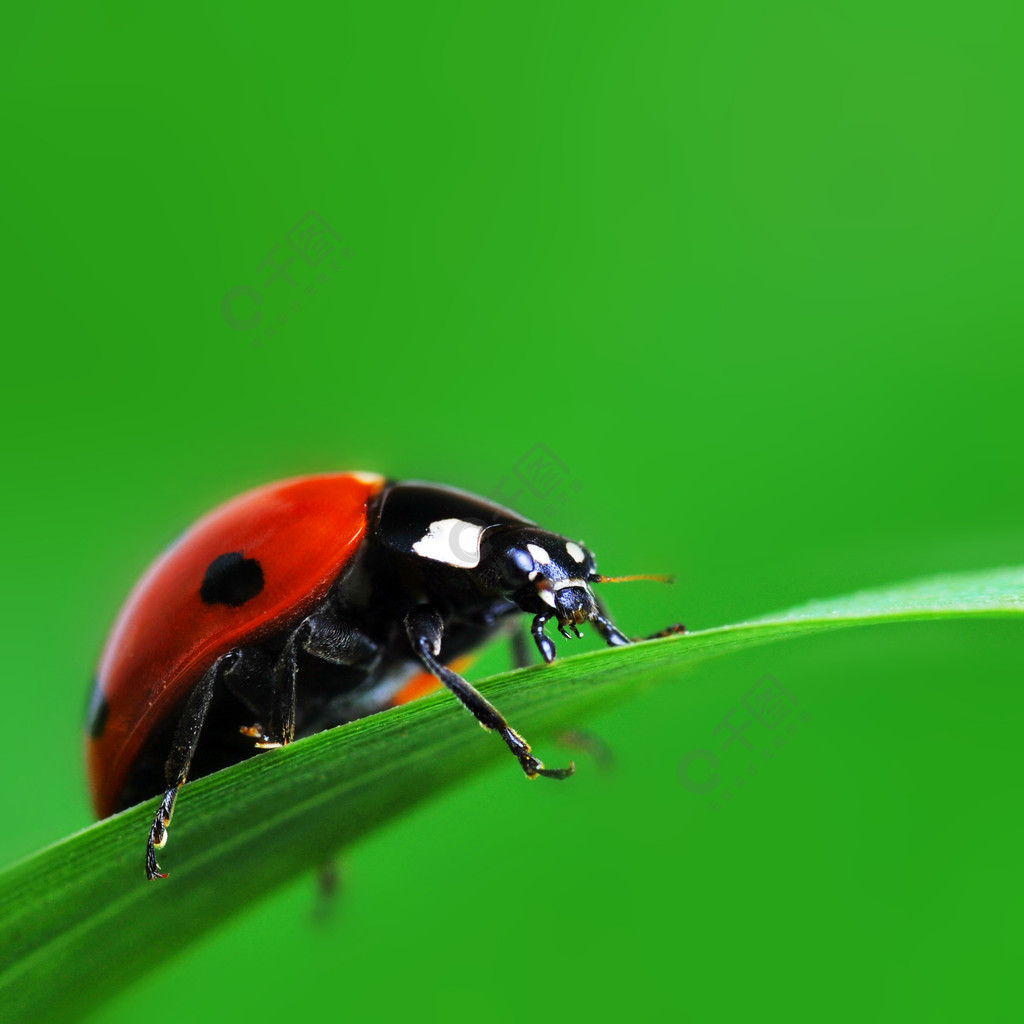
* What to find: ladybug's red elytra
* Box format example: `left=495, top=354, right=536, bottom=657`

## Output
left=85, top=473, right=683, bottom=879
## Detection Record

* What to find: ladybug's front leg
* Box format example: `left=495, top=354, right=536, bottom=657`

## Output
left=591, top=596, right=685, bottom=646
left=404, top=606, right=574, bottom=781
left=147, top=651, right=237, bottom=880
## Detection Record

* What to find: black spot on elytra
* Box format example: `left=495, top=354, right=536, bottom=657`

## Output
left=87, top=683, right=109, bottom=739
left=200, top=551, right=265, bottom=607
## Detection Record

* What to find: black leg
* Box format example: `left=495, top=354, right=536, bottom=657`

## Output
left=643, top=623, right=687, bottom=640
left=301, top=610, right=381, bottom=668
left=312, top=861, right=342, bottom=924
left=591, top=609, right=631, bottom=648
left=221, top=646, right=276, bottom=719
left=239, top=627, right=303, bottom=749
left=240, top=608, right=381, bottom=749
left=510, top=626, right=533, bottom=670
left=146, top=653, right=230, bottom=880
left=405, top=606, right=574, bottom=780
left=316, top=860, right=340, bottom=900
left=531, top=611, right=557, bottom=663
left=591, top=595, right=685, bottom=647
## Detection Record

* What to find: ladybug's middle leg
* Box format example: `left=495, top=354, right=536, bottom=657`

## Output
left=510, top=625, right=533, bottom=670
left=405, top=606, right=574, bottom=781
left=242, top=607, right=380, bottom=749
left=146, top=650, right=238, bottom=880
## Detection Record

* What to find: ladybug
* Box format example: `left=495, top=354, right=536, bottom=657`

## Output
left=85, top=473, right=683, bottom=879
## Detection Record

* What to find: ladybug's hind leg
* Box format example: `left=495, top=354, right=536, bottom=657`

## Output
left=311, top=860, right=343, bottom=923
left=146, top=651, right=239, bottom=880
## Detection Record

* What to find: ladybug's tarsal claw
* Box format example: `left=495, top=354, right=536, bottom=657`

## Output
left=503, top=729, right=575, bottom=781
left=254, top=733, right=287, bottom=749
left=534, top=760, right=576, bottom=780
left=146, top=822, right=167, bottom=880
left=145, top=786, right=179, bottom=879
left=240, top=723, right=287, bottom=748
left=145, top=851, right=167, bottom=881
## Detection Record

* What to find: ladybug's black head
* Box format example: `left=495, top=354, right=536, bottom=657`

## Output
left=478, top=525, right=602, bottom=634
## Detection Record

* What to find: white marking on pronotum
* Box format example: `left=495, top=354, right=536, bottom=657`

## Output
left=565, top=541, right=586, bottom=564
left=552, top=577, right=588, bottom=591
left=412, top=519, right=485, bottom=569
left=350, top=471, right=385, bottom=486
left=539, top=589, right=557, bottom=608
left=527, top=543, right=551, bottom=565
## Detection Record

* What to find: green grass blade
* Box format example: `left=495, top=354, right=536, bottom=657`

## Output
left=2, top=566, right=1022, bottom=1021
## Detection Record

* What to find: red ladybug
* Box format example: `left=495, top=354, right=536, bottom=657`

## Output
left=85, top=473, right=682, bottom=879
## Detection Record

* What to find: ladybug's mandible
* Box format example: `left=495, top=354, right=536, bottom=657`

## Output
left=84, top=473, right=683, bottom=878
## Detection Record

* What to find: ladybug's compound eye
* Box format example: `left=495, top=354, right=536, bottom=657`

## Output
left=500, top=547, right=535, bottom=589
left=481, top=528, right=600, bottom=622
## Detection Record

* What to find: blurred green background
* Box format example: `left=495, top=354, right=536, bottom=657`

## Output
left=2, top=2, right=1022, bottom=1021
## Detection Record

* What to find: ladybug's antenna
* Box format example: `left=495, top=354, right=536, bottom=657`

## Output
left=591, top=573, right=675, bottom=584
